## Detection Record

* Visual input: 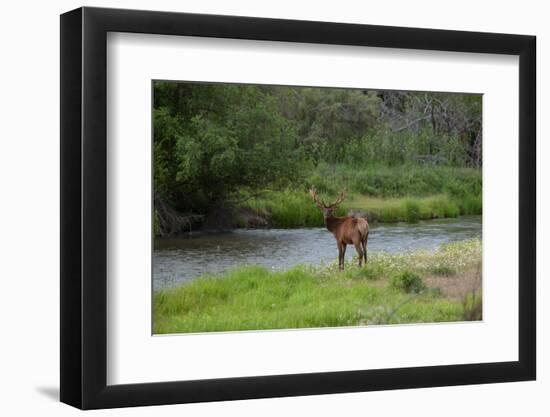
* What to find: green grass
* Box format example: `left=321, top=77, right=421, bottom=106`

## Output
left=240, top=163, right=481, bottom=228
left=153, top=239, right=481, bottom=334
left=245, top=189, right=329, bottom=228
left=349, top=194, right=462, bottom=223
left=244, top=191, right=473, bottom=227
left=307, top=162, right=482, bottom=199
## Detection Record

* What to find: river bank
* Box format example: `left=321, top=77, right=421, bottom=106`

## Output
left=153, top=239, right=482, bottom=334
left=154, top=216, right=481, bottom=290
left=154, top=164, right=482, bottom=235
left=241, top=191, right=481, bottom=229
left=240, top=163, right=481, bottom=228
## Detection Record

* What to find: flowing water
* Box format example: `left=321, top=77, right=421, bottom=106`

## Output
left=153, top=216, right=481, bottom=290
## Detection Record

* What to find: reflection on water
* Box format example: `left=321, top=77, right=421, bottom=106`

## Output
left=154, top=216, right=481, bottom=290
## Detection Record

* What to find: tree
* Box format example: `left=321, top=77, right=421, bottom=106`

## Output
left=153, top=83, right=303, bottom=230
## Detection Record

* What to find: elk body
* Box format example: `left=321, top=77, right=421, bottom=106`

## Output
left=310, top=187, right=369, bottom=270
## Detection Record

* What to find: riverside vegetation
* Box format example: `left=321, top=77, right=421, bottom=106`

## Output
left=153, top=82, right=482, bottom=235
left=153, top=239, right=482, bottom=333
left=242, top=163, right=481, bottom=228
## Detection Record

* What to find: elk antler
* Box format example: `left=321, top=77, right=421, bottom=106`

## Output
left=309, top=186, right=326, bottom=208
left=327, top=189, right=347, bottom=208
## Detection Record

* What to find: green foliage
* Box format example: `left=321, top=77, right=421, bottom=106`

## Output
left=154, top=84, right=303, bottom=213
left=340, top=128, right=469, bottom=167
left=153, top=107, right=185, bottom=203
left=307, top=162, right=481, bottom=199
left=390, top=271, right=426, bottom=294
left=290, top=88, right=381, bottom=162
left=153, top=209, right=160, bottom=236
left=153, top=81, right=482, bottom=234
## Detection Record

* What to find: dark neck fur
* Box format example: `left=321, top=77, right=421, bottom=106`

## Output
left=324, top=216, right=344, bottom=234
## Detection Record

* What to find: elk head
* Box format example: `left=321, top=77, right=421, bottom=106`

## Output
left=309, top=186, right=347, bottom=219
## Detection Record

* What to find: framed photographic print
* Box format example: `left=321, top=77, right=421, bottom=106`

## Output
left=60, top=6, right=536, bottom=409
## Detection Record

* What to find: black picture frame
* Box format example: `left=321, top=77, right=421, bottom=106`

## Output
left=60, top=6, right=536, bottom=410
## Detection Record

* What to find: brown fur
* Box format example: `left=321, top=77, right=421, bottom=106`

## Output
left=310, top=187, right=369, bottom=270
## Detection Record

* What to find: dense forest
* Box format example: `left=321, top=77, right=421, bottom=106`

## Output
left=153, top=81, right=482, bottom=236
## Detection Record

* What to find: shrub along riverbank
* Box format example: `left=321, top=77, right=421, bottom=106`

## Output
left=153, top=239, right=482, bottom=334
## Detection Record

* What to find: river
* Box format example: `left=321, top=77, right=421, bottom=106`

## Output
left=153, top=216, right=481, bottom=290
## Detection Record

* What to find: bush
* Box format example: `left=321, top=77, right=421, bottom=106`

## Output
left=390, top=271, right=426, bottom=294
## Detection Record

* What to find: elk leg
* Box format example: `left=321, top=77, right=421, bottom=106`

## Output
left=363, top=231, right=369, bottom=264
left=337, top=243, right=347, bottom=270
left=341, top=244, right=347, bottom=270
left=336, top=243, right=342, bottom=270
left=353, top=240, right=363, bottom=267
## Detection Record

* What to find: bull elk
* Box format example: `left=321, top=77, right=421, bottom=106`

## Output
left=309, top=186, right=369, bottom=270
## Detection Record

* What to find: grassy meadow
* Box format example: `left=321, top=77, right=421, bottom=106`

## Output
left=153, top=239, right=482, bottom=334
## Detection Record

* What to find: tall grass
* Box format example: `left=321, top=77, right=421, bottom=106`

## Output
left=241, top=163, right=481, bottom=227
left=245, top=189, right=335, bottom=228
left=307, top=162, right=481, bottom=199
left=153, top=239, right=481, bottom=334
left=245, top=191, right=473, bottom=228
